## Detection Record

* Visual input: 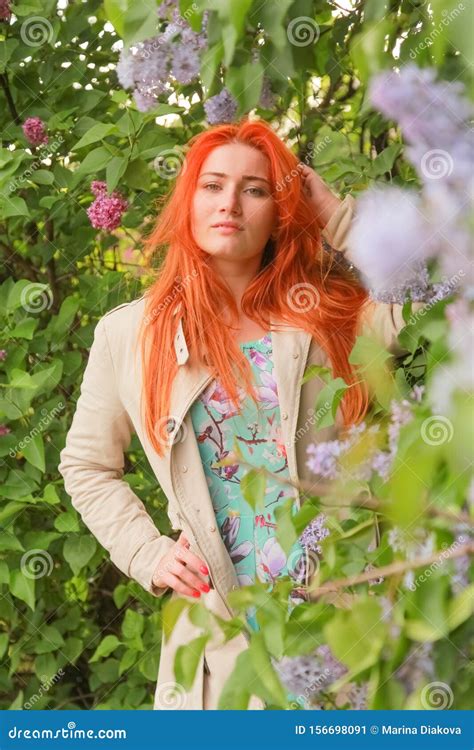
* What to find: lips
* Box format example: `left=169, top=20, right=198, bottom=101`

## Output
left=211, top=222, right=243, bottom=230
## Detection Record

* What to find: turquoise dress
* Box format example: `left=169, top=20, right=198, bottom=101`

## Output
left=189, top=331, right=307, bottom=707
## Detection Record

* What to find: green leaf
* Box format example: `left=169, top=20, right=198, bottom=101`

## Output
left=30, top=169, right=55, bottom=186
left=54, top=511, right=80, bottom=533
left=22, top=433, right=45, bottom=472
left=106, top=155, right=129, bottom=193
left=76, top=147, right=114, bottom=175
left=121, top=609, right=144, bottom=639
left=63, top=535, right=97, bottom=575
left=0, top=196, right=30, bottom=219
left=162, top=597, right=190, bottom=641
left=10, top=569, right=35, bottom=611
left=90, top=634, right=122, bottom=662
left=227, top=62, right=264, bottom=114
left=74, top=123, right=117, bottom=151
left=241, top=469, right=266, bottom=512
left=248, top=632, right=287, bottom=705
left=324, top=598, right=386, bottom=671
left=313, top=376, right=348, bottom=429
left=174, top=635, right=208, bottom=691
left=123, top=158, right=150, bottom=191
left=9, top=318, right=38, bottom=340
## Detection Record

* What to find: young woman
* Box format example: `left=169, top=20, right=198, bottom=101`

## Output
left=59, top=118, right=412, bottom=710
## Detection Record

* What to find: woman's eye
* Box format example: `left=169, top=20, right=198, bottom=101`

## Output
left=246, top=187, right=265, bottom=196
left=203, top=183, right=221, bottom=191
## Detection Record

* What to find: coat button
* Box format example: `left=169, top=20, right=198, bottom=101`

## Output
left=281, top=412, right=288, bottom=420
left=166, top=418, right=176, bottom=433
left=209, top=524, right=216, bottom=532
left=182, top=465, right=188, bottom=473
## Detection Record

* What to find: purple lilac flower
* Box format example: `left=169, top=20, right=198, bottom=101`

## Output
left=299, top=513, right=330, bottom=554
left=86, top=184, right=128, bottom=231
left=273, top=644, right=347, bottom=698
left=0, top=349, right=7, bottom=361
left=0, top=0, right=11, bottom=21
left=395, top=642, right=435, bottom=694
left=305, top=439, right=348, bottom=479
left=171, top=45, right=200, bottom=84
left=204, top=88, right=238, bottom=125
left=22, top=117, right=48, bottom=146
left=259, top=77, right=276, bottom=109
left=0, top=424, right=11, bottom=436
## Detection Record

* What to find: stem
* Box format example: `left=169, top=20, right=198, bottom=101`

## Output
left=310, top=542, right=474, bottom=596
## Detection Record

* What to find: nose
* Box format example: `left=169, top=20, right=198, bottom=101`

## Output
left=219, top=185, right=242, bottom=215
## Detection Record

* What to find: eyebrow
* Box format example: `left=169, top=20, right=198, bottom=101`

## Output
left=200, top=171, right=271, bottom=185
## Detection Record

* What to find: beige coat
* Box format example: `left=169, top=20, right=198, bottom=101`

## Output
left=58, top=195, right=416, bottom=710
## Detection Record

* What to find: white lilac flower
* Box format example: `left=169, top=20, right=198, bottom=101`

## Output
left=204, top=88, right=238, bottom=125
left=299, top=513, right=330, bottom=554
left=346, top=186, right=432, bottom=294
left=116, top=49, right=135, bottom=89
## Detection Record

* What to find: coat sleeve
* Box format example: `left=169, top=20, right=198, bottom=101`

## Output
left=58, top=316, right=176, bottom=598
left=321, top=194, right=424, bottom=356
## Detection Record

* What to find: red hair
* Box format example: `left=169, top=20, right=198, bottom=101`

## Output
left=138, top=117, right=369, bottom=458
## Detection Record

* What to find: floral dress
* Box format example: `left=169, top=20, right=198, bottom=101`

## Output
left=189, top=332, right=308, bottom=638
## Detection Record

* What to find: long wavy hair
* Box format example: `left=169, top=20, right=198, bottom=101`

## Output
left=138, top=117, right=369, bottom=458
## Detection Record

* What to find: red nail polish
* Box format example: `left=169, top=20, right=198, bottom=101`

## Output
left=200, top=565, right=209, bottom=575
left=192, top=590, right=201, bottom=597
left=200, top=584, right=210, bottom=593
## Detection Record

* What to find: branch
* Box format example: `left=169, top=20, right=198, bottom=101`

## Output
left=310, top=542, right=474, bottom=596
left=0, top=72, right=20, bottom=125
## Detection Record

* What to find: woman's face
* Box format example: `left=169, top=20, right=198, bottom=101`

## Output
left=191, top=142, right=276, bottom=263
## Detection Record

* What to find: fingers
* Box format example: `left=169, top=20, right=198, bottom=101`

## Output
left=153, top=532, right=213, bottom=597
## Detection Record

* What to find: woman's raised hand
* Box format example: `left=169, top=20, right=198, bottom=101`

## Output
left=152, top=532, right=211, bottom=598
left=299, top=163, right=342, bottom=229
